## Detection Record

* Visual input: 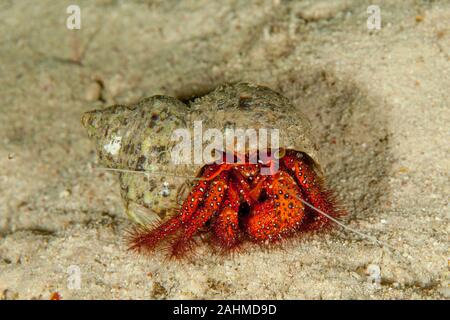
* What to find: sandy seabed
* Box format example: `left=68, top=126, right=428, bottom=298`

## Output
left=0, top=0, right=448, bottom=299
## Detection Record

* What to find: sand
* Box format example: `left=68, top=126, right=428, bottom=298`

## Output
left=0, top=0, right=448, bottom=299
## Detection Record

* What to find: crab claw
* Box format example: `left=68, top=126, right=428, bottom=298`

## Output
left=244, top=172, right=305, bottom=242
left=212, top=184, right=241, bottom=249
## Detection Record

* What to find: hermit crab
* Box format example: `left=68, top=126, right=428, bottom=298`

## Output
left=82, top=83, right=342, bottom=257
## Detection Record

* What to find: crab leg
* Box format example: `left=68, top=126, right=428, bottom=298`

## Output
left=180, top=163, right=231, bottom=222
left=128, top=164, right=225, bottom=253
left=230, top=168, right=256, bottom=205
left=212, top=183, right=241, bottom=249
left=128, top=215, right=182, bottom=253
left=281, top=153, right=341, bottom=230
left=170, top=172, right=228, bottom=257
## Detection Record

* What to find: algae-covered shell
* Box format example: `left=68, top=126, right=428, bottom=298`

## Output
left=81, top=83, right=322, bottom=224
left=81, top=96, right=192, bottom=223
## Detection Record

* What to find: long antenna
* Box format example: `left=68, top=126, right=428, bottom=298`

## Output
left=95, top=167, right=206, bottom=180
left=296, top=195, right=398, bottom=253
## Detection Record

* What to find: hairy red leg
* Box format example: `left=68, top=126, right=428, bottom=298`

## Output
left=281, top=153, right=341, bottom=230
left=232, top=163, right=261, bottom=180
left=170, top=172, right=228, bottom=257
left=229, top=168, right=256, bottom=205
left=244, top=172, right=305, bottom=242
left=180, top=163, right=227, bottom=222
left=211, top=164, right=261, bottom=249
left=128, top=163, right=225, bottom=252
left=202, top=161, right=260, bottom=206
left=128, top=215, right=182, bottom=252
left=212, top=183, right=241, bottom=249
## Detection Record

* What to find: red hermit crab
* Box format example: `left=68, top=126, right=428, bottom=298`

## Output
left=82, top=83, right=342, bottom=258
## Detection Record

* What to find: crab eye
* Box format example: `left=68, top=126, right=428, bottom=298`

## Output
left=276, top=148, right=286, bottom=159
